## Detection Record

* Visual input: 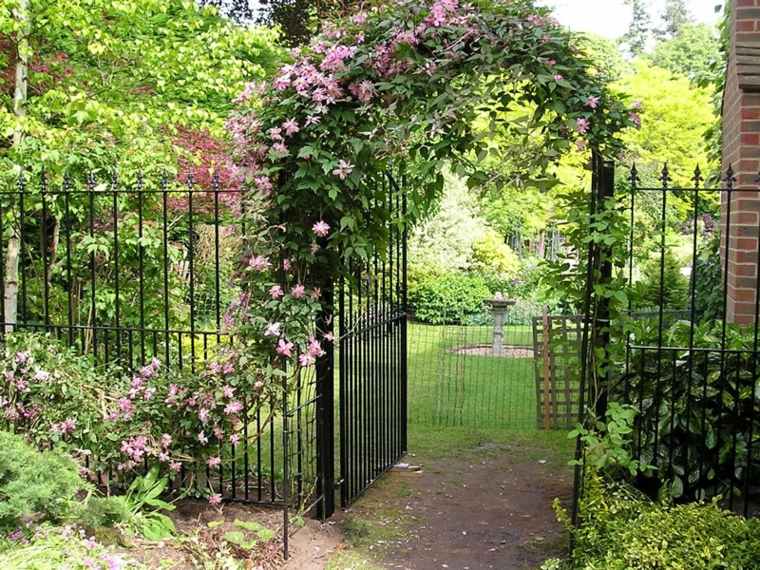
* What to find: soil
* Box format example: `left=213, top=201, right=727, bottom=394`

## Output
left=449, top=345, right=535, bottom=359
left=331, top=440, right=573, bottom=570
left=120, top=439, right=571, bottom=569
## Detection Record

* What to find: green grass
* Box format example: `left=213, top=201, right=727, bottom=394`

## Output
left=407, top=323, right=537, bottom=429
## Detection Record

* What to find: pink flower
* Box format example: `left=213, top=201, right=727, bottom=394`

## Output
left=161, top=433, right=173, bottom=448
left=230, top=434, right=240, bottom=445
left=208, top=493, right=222, bottom=506
left=199, top=408, right=210, bottom=424
left=576, top=118, right=590, bottom=134
left=352, top=13, right=367, bottom=25
left=629, top=112, right=641, bottom=128
left=632, top=100, right=642, bottom=109
left=585, top=95, right=600, bottom=109
left=207, top=456, right=222, bottom=468
left=274, top=75, right=291, bottom=91
left=272, top=142, right=289, bottom=156
left=307, top=337, right=325, bottom=358
left=254, top=176, right=273, bottom=193
left=269, top=285, right=284, bottom=299
left=554, top=74, right=563, bottom=82
left=277, top=339, right=295, bottom=358
left=248, top=255, right=272, bottom=272
left=323, top=332, right=335, bottom=343
left=33, top=369, right=50, bottom=381
left=225, top=401, right=243, bottom=415
left=118, top=397, right=134, bottom=418
left=102, top=554, right=126, bottom=570
left=310, top=288, right=321, bottom=300
left=291, top=284, right=306, bottom=299
left=332, top=160, right=354, bottom=180
left=264, top=322, right=282, bottom=337
left=223, top=385, right=235, bottom=399
left=268, top=127, right=283, bottom=141
left=312, top=220, right=330, bottom=237
left=299, top=353, right=316, bottom=367
left=283, top=258, right=292, bottom=271
left=170, top=461, right=182, bottom=472
left=282, top=118, right=300, bottom=136
left=305, top=115, right=321, bottom=127
left=320, top=44, right=358, bottom=72
left=348, top=80, right=376, bottom=103
left=546, top=59, right=556, bottom=66
left=198, top=431, right=208, bottom=444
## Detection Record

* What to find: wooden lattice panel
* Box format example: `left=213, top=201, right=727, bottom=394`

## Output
left=532, top=315, right=583, bottom=430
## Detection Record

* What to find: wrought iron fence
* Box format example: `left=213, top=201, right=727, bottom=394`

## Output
left=0, top=172, right=319, bottom=520
left=576, top=158, right=760, bottom=521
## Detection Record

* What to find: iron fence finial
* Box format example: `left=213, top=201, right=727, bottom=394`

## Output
left=660, top=163, right=671, bottom=187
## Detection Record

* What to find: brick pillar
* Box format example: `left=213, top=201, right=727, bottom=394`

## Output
left=722, top=0, right=760, bottom=324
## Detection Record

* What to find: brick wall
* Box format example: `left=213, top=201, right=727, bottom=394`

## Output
left=722, top=0, right=760, bottom=324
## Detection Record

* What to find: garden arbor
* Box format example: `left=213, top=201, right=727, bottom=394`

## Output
left=227, top=0, right=635, bottom=517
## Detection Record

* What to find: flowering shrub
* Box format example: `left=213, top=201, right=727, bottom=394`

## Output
left=0, top=334, right=286, bottom=499
left=220, top=0, right=638, bottom=388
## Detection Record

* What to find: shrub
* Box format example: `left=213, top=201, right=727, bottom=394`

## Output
left=632, top=249, right=689, bottom=311
left=0, top=431, right=87, bottom=529
left=547, top=474, right=760, bottom=570
left=0, top=333, right=106, bottom=454
left=407, top=272, right=491, bottom=324
left=0, top=525, right=142, bottom=569
left=0, top=333, right=272, bottom=492
left=470, top=231, right=520, bottom=278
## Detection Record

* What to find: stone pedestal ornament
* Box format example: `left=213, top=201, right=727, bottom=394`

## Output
left=486, top=293, right=516, bottom=355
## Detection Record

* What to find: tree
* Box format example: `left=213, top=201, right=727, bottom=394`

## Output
left=256, top=0, right=359, bottom=46
left=650, top=23, right=721, bottom=84
left=624, top=0, right=652, bottom=56
left=4, top=0, right=30, bottom=331
left=615, top=62, right=717, bottom=186
left=660, top=0, right=692, bottom=38
left=0, top=0, right=283, bottom=331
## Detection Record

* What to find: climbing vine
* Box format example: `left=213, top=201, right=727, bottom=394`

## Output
left=225, top=0, right=639, bottom=386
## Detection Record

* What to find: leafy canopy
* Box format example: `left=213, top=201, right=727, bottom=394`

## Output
left=0, top=0, right=283, bottom=179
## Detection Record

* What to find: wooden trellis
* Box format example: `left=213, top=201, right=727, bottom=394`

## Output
left=532, top=314, right=583, bottom=430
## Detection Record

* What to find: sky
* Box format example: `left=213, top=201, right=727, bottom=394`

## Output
left=542, top=0, right=722, bottom=39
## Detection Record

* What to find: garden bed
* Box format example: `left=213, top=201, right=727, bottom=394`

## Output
left=448, top=344, right=535, bottom=358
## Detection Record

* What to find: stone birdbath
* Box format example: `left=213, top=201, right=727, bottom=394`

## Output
left=485, top=293, right=516, bottom=355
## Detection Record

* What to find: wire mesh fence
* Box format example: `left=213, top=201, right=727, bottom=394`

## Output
left=406, top=315, right=539, bottom=429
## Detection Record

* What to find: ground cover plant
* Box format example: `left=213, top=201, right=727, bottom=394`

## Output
left=543, top=474, right=760, bottom=570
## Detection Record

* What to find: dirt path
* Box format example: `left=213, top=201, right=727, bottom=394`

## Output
left=327, top=435, right=574, bottom=570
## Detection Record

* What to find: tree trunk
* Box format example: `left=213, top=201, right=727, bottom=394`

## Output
left=5, top=0, right=30, bottom=333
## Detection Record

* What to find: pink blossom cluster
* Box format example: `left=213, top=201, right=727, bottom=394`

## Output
left=120, top=435, right=149, bottom=463
left=348, top=80, right=376, bottom=104
left=274, top=60, right=345, bottom=108
left=320, top=44, right=358, bottom=72
left=51, top=417, right=76, bottom=436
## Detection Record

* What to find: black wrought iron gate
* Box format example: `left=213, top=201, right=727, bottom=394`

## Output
left=336, top=172, right=408, bottom=509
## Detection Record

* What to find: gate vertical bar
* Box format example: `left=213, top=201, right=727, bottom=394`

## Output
left=316, top=276, right=335, bottom=519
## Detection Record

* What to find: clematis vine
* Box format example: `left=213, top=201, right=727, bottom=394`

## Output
left=222, top=0, right=638, bottom=419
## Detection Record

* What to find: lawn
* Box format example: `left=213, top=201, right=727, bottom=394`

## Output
left=407, top=322, right=538, bottom=429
